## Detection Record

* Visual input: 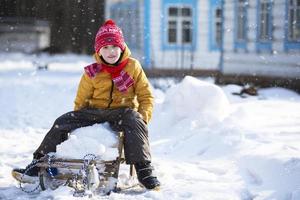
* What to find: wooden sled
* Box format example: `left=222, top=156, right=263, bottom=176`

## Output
left=34, top=132, right=137, bottom=195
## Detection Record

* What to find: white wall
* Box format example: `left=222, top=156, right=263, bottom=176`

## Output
left=223, top=0, right=300, bottom=78
left=106, top=0, right=300, bottom=77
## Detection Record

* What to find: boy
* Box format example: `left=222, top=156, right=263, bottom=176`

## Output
left=12, top=19, right=160, bottom=190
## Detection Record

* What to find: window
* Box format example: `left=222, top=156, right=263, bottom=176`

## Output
left=285, top=0, right=300, bottom=51
left=258, top=0, right=272, bottom=41
left=288, top=0, right=300, bottom=42
left=234, top=0, right=248, bottom=50
left=209, top=0, right=223, bottom=51
left=182, top=20, right=192, bottom=43
left=162, top=0, right=197, bottom=50
left=168, top=21, right=177, bottom=43
left=237, top=0, right=247, bottom=42
left=167, top=6, right=193, bottom=45
left=256, top=0, right=273, bottom=52
left=215, top=8, right=222, bottom=48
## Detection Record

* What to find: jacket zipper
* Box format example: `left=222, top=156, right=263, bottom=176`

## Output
left=107, top=80, right=114, bottom=108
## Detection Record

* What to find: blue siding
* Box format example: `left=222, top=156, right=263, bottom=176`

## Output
left=284, top=0, right=300, bottom=51
left=209, top=0, right=222, bottom=51
left=255, top=0, right=273, bottom=52
left=161, top=0, right=198, bottom=51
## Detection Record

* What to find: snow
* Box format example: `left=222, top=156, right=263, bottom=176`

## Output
left=55, top=123, right=118, bottom=160
left=162, top=76, right=230, bottom=122
left=1, top=53, right=300, bottom=199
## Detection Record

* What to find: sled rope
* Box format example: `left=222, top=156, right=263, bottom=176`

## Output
left=47, top=154, right=56, bottom=178
left=19, top=159, right=42, bottom=193
left=73, top=154, right=97, bottom=197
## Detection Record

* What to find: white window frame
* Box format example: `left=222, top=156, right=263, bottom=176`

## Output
left=167, top=6, right=193, bottom=45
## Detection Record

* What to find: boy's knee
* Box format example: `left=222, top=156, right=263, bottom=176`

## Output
left=122, top=108, right=143, bottom=122
left=54, top=111, right=74, bottom=127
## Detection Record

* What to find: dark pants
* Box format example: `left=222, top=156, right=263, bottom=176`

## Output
left=33, top=108, right=151, bottom=164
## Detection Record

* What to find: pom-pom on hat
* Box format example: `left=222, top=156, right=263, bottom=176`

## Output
left=94, top=19, right=125, bottom=53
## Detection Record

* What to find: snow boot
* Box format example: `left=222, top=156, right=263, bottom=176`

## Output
left=11, top=160, right=40, bottom=183
left=134, top=162, right=161, bottom=190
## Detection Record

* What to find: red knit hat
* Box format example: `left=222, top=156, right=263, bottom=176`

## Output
left=94, top=19, right=125, bottom=53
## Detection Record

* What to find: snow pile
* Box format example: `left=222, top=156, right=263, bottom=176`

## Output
left=150, top=76, right=233, bottom=158
left=56, top=123, right=119, bottom=160
left=162, top=76, right=230, bottom=122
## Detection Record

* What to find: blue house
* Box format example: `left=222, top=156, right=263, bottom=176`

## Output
left=106, top=0, right=300, bottom=79
left=222, top=0, right=300, bottom=78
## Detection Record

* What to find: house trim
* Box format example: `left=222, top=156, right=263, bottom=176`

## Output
left=161, top=0, right=198, bottom=51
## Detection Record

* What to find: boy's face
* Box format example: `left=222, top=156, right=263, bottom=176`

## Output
left=99, top=45, right=122, bottom=64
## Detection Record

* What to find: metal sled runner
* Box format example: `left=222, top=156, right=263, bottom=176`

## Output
left=32, top=132, right=136, bottom=196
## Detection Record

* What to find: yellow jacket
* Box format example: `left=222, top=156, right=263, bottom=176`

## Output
left=74, top=46, right=154, bottom=123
